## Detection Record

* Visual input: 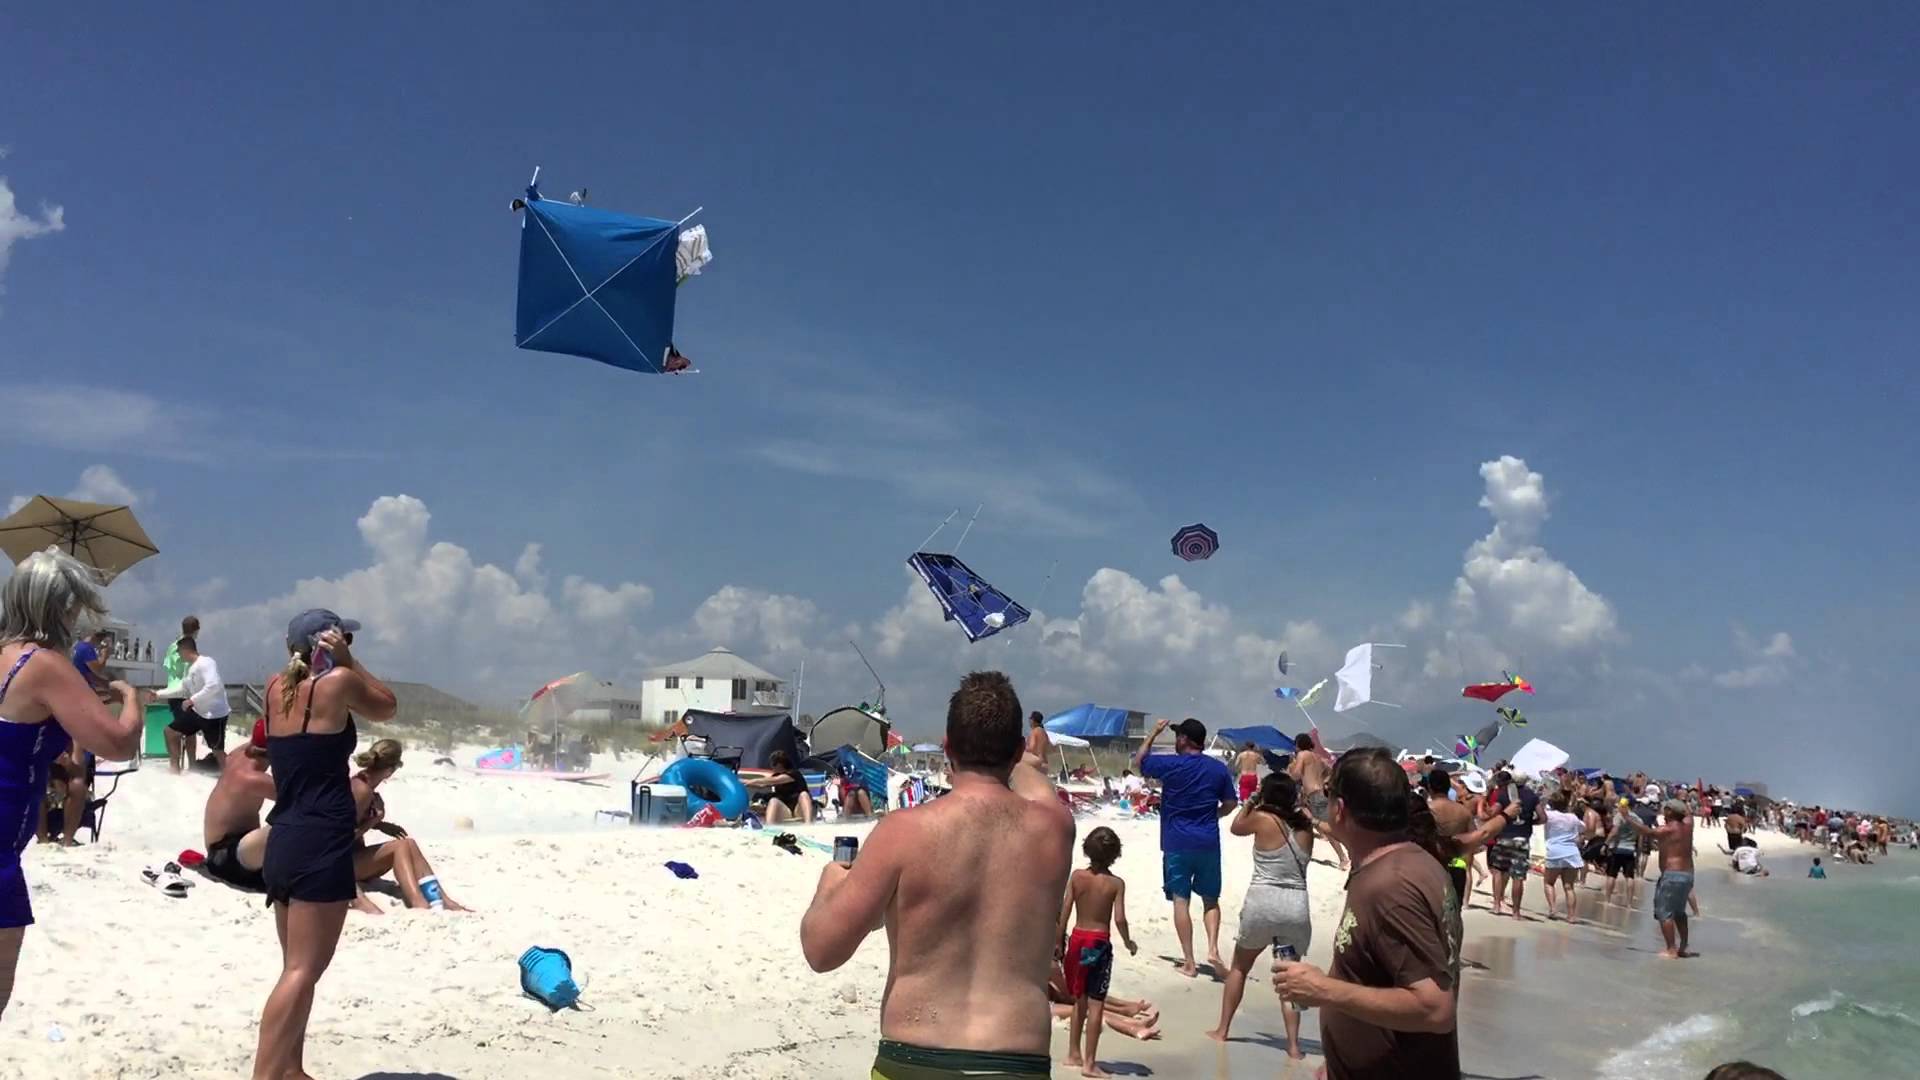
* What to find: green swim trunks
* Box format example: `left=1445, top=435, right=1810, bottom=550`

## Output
left=871, top=1039, right=1050, bottom=1079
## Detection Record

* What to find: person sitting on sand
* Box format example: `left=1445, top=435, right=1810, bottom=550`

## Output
left=1618, top=797, right=1697, bottom=958
left=1056, top=826, right=1138, bottom=1078
left=1807, top=857, right=1826, bottom=879
left=202, top=720, right=277, bottom=891
left=348, top=739, right=470, bottom=912
left=802, top=670, right=1071, bottom=1080
left=36, top=747, right=93, bottom=847
left=1047, top=959, right=1160, bottom=1042
left=744, top=749, right=815, bottom=824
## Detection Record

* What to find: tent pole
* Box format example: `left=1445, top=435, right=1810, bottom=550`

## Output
left=915, top=510, right=958, bottom=553
left=953, top=504, right=983, bottom=554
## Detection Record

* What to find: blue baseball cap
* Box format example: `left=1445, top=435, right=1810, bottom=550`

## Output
left=285, top=608, right=361, bottom=651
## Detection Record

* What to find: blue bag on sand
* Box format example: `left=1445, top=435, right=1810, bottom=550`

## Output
left=519, top=946, right=581, bottom=1010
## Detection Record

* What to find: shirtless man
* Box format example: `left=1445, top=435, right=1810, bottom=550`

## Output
left=803, top=672, right=1073, bottom=1079
left=1619, top=797, right=1696, bottom=958
left=1025, top=711, right=1052, bottom=772
left=1232, top=742, right=1263, bottom=803
left=201, top=719, right=275, bottom=892
left=1287, top=733, right=1347, bottom=870
left=1424, top=770, right=1474, bottom=904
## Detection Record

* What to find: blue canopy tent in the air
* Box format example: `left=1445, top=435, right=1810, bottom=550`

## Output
left=1044, top=703, right=1131, bottom=740
left=513, top=173, right=701, bottom=375
left=908, top=552, right=1031, bottom=642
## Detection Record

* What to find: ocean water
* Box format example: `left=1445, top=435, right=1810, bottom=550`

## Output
left=1597, top=847, right=1920, bottom=1079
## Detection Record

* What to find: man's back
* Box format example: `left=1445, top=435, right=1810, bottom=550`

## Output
left=1144, top=752, right=1234, bottom=851
left=881, top=781, right=1073, bottom=1053
left=1293, top=751, right=1329, bottom=794
left=1234, top=749, right=1262, bottom=776
left=203, top=752, right=270, bottom=846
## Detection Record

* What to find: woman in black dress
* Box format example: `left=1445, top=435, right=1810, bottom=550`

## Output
left=252, top=610, right=395, bottom=1080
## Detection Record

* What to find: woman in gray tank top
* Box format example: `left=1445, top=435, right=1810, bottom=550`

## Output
left=1206, top=771, right=1316, bottom=1057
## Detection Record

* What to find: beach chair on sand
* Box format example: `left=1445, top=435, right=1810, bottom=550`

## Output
left=78, top=755, right=137, bottom=844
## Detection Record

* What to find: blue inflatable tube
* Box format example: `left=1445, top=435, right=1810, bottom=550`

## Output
left=659, top=758, right=751, bottom=820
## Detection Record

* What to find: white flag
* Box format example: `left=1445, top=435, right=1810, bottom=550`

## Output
left=1298, top=678, right=1329, bottom=708
left=1334, top=643, right=1374, bottom=712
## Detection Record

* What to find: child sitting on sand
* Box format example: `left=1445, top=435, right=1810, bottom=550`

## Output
left=1056, top=826, right=1138, bottom=1079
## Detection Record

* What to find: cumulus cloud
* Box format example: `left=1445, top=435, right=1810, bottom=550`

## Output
left=1420, top=456, right=1618, bottom=681
left=199, top=495, right=654, bottom=697
left=8, top=464, right=146, bottom=515
left=1711, top=626, right=1796, bottom=689
left=0, top=171, right=64, bottom=295
left=858, top=565, right=1333, bottom=726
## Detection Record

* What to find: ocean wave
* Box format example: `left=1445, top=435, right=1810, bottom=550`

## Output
left=1598, top=1013, right=1726, bottom=1080
left=1792, top=991, right=1920, bottom=1028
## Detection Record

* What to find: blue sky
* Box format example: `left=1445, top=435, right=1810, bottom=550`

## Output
left=4, top=7, right=1915, bottom=811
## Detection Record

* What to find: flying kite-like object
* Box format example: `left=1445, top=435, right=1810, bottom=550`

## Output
left=1453, top=706, right=1529, bottom=762
left=512, top=168, right=711, bottom=375
left=1170, top=523, right=1220, bottom=562
left=1274, top=687, right=1300, bottom=701
left=1334, top=642, right=1406, bottom=712
left=908, top=552, right=1031, bottom=643
left=1462, top=671, right=1535, bottom=703
left=1276, top=650, right=1290, bottom=676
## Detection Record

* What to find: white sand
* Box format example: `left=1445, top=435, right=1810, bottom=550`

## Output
left=0, top=755, right=1803, bottom=1079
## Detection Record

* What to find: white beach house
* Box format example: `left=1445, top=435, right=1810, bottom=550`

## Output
left=640, top=646, right=791, bottom=728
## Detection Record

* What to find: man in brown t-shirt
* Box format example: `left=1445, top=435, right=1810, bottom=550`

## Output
left=1272, top=749, right=1461, bottom=1079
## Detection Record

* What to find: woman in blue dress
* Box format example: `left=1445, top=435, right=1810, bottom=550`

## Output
left=0, top=549, right=145, bottom=1018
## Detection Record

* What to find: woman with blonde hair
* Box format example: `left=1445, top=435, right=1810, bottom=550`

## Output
left=349, top=738, right=470, bottom=912
left=0, top=549, right=146, bottom=1017
left=253, top=609, right=396, bottom=1080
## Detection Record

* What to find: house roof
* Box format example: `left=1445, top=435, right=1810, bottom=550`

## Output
left=645, top=647, right=782, bottom=683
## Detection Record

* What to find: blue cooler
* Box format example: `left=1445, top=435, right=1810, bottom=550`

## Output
left=631, top=782, right=689, bottom=826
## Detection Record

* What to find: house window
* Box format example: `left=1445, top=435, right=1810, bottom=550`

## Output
left=731, top=678, right=747, bottom=700
left=755, top=680, right=777, bottom=693
left=664, top=710, right=679, bottom=727
left=695, top=677, right=704, bottom=690
left=665, top=676, right=679, bottom=690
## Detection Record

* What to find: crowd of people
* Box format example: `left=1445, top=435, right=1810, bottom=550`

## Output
left=0, top=546, right=1868, bottom=1079
left=0, top=550, right=480, bottom=1079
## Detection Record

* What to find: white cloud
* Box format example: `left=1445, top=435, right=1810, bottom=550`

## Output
left=1448, top=455, right=1618, bottom=652
left=1711, top=626, right=1796, bottom=689
left=3, top=386, right=166, bottom=454
left=8, top=464, right=146, bottom=515
left=0, top=172, right=64, bottom=295
left=198, top=494, right=654, bottom=698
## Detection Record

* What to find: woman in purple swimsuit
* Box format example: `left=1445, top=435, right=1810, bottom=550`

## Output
left=0, top=549, right=145, bottom=1018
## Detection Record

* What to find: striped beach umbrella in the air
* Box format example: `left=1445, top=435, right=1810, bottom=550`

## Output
left=1170, top=523, right=1220, bottom=562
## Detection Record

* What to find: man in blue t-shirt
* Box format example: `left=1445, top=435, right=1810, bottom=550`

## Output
left=71, top=630, right=111, bottom=690
left=1133, top=716, right=1237, bottom=977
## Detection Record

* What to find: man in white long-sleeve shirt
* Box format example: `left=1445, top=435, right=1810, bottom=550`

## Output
left=177, top=637, right=232, bottom=769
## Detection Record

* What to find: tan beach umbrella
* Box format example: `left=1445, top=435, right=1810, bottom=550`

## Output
left=0, top=495, right=159, bottom=583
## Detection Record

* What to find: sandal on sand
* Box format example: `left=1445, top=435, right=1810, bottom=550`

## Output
left=141, top=866, right=191, bottom=899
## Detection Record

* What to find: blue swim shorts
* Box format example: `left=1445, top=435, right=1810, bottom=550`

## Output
left=1162, top=848, right=1223, bottom=901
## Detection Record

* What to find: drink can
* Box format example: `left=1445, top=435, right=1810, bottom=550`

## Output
left=1273, top=940, right=1309, bottom=1011
left=833, top=836, right=859, bottom=865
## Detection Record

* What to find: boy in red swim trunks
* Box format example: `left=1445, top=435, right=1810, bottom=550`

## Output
left=1056, top=826, right=1137, bottom=1078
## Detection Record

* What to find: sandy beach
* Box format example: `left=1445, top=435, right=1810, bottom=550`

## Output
left=1, top=752, right=1803, bottom=1079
